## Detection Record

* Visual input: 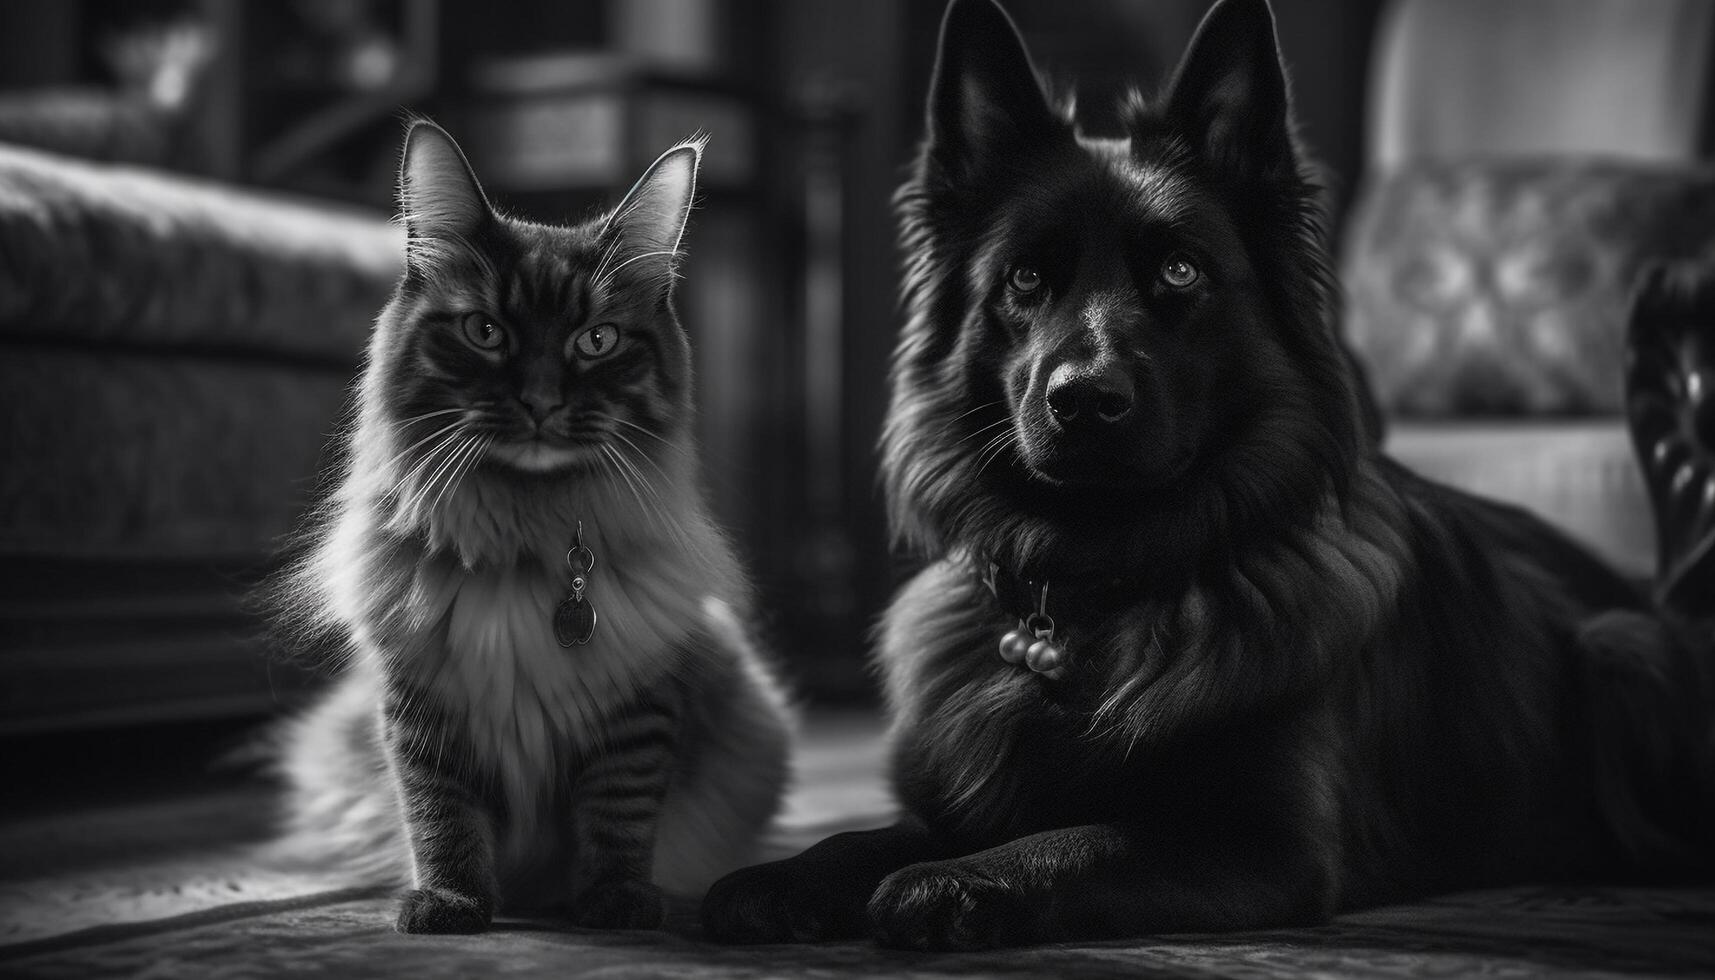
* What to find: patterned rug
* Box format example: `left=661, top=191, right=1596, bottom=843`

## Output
left=3, top=713, right=1713, bottom=979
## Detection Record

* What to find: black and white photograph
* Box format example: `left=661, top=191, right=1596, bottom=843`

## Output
left=1, top=0, right=1713, bottom=976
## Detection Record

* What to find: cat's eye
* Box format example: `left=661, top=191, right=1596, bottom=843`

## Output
left=574, top=323, right=619, bottom=359
left=1161, top=256, right=1200, bottom=289
left=1008, top=265, right=1043, bottom=295
left=461, top=314, right=506, bottom=352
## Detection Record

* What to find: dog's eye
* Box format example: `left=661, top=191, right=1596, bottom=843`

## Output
left=1008, top=265, right=1043, bottom=295
left=1160, top=256, right=1200, bottom=289
left=461, top=314, right=507, bottom=352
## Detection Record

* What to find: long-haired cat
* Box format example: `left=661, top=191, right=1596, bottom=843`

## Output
left=703, top=0, right=1714, bottom=949
left=266, top=120, right=793, bottom=934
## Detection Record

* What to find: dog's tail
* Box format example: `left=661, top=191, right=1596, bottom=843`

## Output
left=256, top=666, right=410, bottom=887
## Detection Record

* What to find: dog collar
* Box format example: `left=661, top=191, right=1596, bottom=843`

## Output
left=976, top=557, right=1068, bottom=679
left=975, top=555, right=1155, bottom=679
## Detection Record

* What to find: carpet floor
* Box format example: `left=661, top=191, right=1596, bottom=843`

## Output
left=2, top=712, right=1713, bottom=979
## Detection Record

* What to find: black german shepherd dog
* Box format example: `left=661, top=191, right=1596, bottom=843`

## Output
left=703, top=0, right=1715, bottom=950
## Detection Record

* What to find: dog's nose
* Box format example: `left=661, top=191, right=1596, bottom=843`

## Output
left=1046, top=363, right=1134, bottom=425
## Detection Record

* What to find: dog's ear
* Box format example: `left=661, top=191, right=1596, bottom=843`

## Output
left=925, top=0, right=1062, bottom=182
left=1165, top=0, right=1297, bottom=183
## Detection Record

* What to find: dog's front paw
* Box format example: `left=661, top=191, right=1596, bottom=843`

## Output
left=701, top=859, right=871, bottom=944
left=570, top=878, right=667, bottom=931
left=869, top=861, right=1034, bottom=951
left=395, top=887, right=493, bottom=934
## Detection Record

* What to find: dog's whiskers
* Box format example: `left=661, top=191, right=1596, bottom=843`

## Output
left=954, top=417, right=1014, bottom=447
left=973, top=430, right=1020, bottom=481
left=948, top=400, right=1007, bottom=425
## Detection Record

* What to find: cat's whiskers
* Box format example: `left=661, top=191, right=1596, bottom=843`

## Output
left=600, top=442, right=661, bottom=520
left=596, top=413, right=691, bottom=459
left=404, top=432, right=478, bottom=523
left=600, top=443, right=688, bottom=551
left=380, top=420, right=468, bottom=480
left=430, top=434, right=492, bottom=530
left=383, top=426, right=468, bottom=504
left=590, top=445, right=632, bottom=522
left=429, top=433, right=492, bottom=517
left=598, top=412, right=742, bottom=497
left=598, top=444, right=654, bottom=530
left=605, top=435, right=671, bottom=514
left=606, top=428, right=678, bottom=492
left=392, top=408, right=467, bottom=429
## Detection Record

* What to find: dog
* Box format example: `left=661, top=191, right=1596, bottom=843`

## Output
left=702, top=0, right=1715, bottom=950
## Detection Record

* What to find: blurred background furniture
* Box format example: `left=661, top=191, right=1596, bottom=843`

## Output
left=4, top=0, right=1712, bottom=730
left=1341, top=0, right=1715, bottom=577
left=0, top=0, right=882, bottom=733
left=0, top=142, right=401, bottom=733
left=1626, top=263, right=1715, bottom=621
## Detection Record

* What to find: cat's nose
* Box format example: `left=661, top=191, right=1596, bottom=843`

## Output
left=1046, top=362, right=1134, bottom=427
left=518, top=396, right=563, bottom=424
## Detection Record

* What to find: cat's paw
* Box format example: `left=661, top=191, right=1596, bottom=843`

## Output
left=868, top=860, right=1033, bottom=951
left=395, top=887, right=493, bottom=935
left=570, top=878, right=666, bottom=931
left=701, top=859, right=870, bottom=944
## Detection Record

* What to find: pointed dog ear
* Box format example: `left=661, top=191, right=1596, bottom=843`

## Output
left=1165, top=0, right=1298, bottom=183
left=398, top=120, right=492, bottom=267
left=599, top=136, right=703, bottom=296
left=924, top=0, right=1065, bottom=183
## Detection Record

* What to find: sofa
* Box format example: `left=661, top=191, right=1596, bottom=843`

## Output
left=1342, top=0, right=1715, bottom=581
left=0, top=141, right=401, bottom=733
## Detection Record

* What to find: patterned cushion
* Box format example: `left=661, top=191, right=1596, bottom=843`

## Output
left=1343, top=161, right=1715, bottom=416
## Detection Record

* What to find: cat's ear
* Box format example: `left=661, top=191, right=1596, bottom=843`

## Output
left=925, top=0, right=1065, bottom=183
left=602, top=136, right=702, bottom=292
left=1165, top=0, right=1297, bottom=183
left=399, top=120, right=492, bottom=262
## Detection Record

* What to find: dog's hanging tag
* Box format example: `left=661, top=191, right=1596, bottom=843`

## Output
left=555, top=521, right=599, bottom=647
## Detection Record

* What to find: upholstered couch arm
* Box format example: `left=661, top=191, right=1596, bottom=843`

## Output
left=0, top=144, right=402, bottom=562
left=0, top=142, right=402, bottom=362
left=0, top=146, right=406, bottom=731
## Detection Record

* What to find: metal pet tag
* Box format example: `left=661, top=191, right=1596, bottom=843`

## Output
left=554, top=522, right=598, bottom=647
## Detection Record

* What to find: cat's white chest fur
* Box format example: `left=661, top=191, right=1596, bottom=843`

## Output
left=411, top=548, right=710, bottom=814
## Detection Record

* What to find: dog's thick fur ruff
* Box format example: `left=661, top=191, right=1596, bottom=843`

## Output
left=701, top=0, right=1715, bottom=950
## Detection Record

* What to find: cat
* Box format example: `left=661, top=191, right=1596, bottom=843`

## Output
left=701, top=0, right=1715, bottom=950
left=264, top=120, right=794, bottom=935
